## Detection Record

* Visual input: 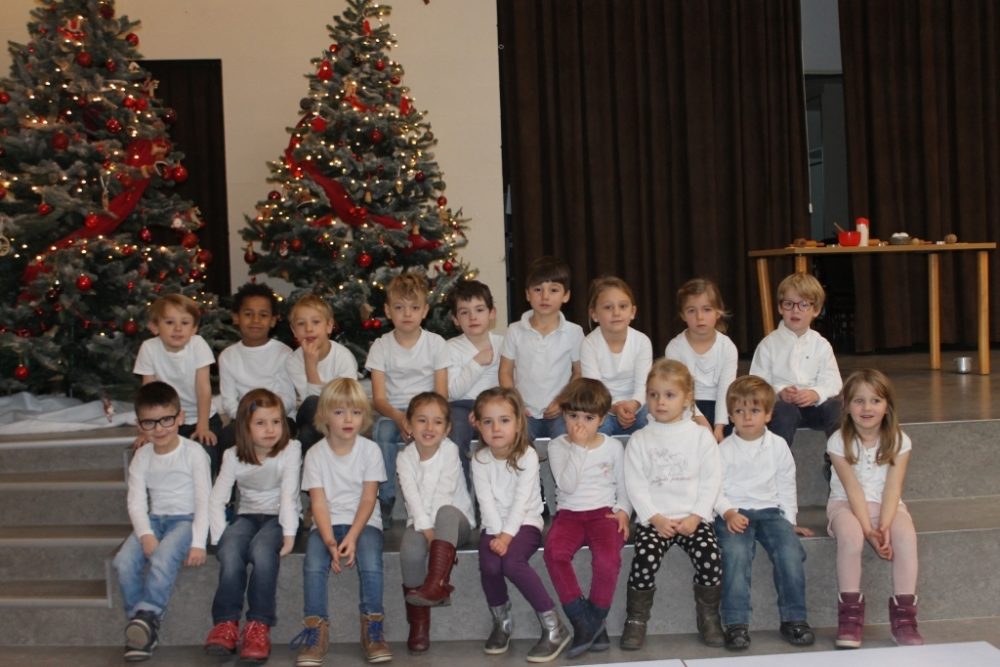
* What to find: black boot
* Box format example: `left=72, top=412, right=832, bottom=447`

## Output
left=693, top=583, right=725, bottom=647
left=562, top=597, right=602, bottom=658
left=586, top=599, right=610, bottom=652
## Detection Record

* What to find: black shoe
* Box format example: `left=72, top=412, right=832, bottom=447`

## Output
left=780, top=620, right=815, bottom=646
left=724, top=624, right=751, bottom=651
left=124, top=611, right=159, bottom=661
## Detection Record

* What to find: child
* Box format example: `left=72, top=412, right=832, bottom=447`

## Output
left=749, top=273, right=842, bottom=448
left=217, top=283, right=297, bottom=457
left=714, top=375, right=814, bottom=651
left=827, top=369, right=922, bottom=648
left=472, top=387, right=571, bottom=662
left=204, top=389, right=301, bottom=662
left=285, top=293, right=358, bottom=451
left=500, top=256, right=584, bottom=440
left=291, top=378, right=391, bottom=665
left=366, top=272, right=449, bottom=516
left=397, top=392, right=476, bottom=654
left=445, top=279, right=503, bottom=478
left=543, top=378, right=631, bottom=657
left=133, top=294, right=220, bottom=463
left=622, top=359, right=723, bottom=650
left=579, top=276, right=653, bottom=436
left=113, top=381, right=211, bottom=661
left=664, top=278, right=738, bottom=442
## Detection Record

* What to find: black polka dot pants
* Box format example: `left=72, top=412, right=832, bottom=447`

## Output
left=627, top=522, right=722, bottom=590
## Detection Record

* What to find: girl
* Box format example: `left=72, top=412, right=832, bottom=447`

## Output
left=622, top=359, right=724, bottom=650
left=290, top=378, right=391, bottom=666
left=664, top=278, right=738, bottom=442
left=580, top=276, right=653, bottom=436
left=472, top=387, right=570, bottom=663
left=827, top=369, right=922, bottom=648
left=204, top=389, right=301, bottom=663
left=398, top=392, right=476, bottom=654
left=543, top=378, right=631, bottom=657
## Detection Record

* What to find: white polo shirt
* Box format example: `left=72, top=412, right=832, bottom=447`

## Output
left=500, top=311, right=584, bottom=416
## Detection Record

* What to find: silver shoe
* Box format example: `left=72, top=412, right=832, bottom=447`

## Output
left=526, top=609, right=571, bottom=663
left=484, top=601, right=512, bottom=655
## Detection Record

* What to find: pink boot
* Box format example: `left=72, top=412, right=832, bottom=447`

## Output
left=889, top=595, right=924, bottom=646
left=835, top=592, right=864, bottom=649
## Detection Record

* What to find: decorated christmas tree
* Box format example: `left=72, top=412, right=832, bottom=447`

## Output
left=242, top=0, right=473, bottom=362
left=0, top=0, right=222, bottom=398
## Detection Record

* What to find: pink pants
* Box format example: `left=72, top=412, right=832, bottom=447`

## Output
left=826, top=499, right=918, bottom=595
left=542, top=507, right=625, bottom=608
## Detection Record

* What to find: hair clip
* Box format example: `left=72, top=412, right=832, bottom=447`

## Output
left=249, top=400, right=257, bottom=412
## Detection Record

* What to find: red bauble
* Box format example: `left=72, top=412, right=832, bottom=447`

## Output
left=181, top=232, right=199, bottom=249
left=244, top=249, right=258, bottom=264
left=289, top=238, right=303, bottom=252
left=310, top=117, right=327, bottom=133
left=139, top=227, right=153, bottom=243
left=415, top=171, right=426, bottom=183
left=134, top=97, right=148, bottom=111
left=375, top=60, right=386, bottom=71
left=106, top=118, right=122, bottom=133
left=51, top=132, right=69, bottom=150
left=189, top=269, right=202, bottom=281
left=390, top=76, right=401, bottom=85
left=99, top=2, right=114, bottom=19
left=38, top=202, right=53, bottom=216
left=161, top=108, right=177, bottom=124
left=370, top=318, right=383, bottom=330
left=123, top=320, right=139, bottom=336
left=127, top=281, right=135, bottom=290
left=13, top=365, right=29, bottom=382
left=329, top=43, right=340, bottom=54
left=105, top=59, right=117, bottom=73
left=357, top=252, right=373, bottom=268
left=0, top=186, right=7, bottom=200
left=370, top=129, right=384, bottom=143
left=170, top=165, right=189, bottom=183
left=75, top=51, right=93, bottom=67
left=75, top=274, right=93, bottom=291
left=121, top=244, right=135, bottom=256
left=123, top=96, right=136, bottom=109
left=267, top=190, right=282, bottom=201
left=84, top=213, right=100, bottom=229
left=316, top=60, right=333, bottom=81
left=437, top=196, right=448, bottom=207
left=443, top=260, right=455, bottom=274
left=196, top=249, right=213, bottom=265
left=0, top=91, right=11, bottom=104
left=125, top=33, right=139, bottom=47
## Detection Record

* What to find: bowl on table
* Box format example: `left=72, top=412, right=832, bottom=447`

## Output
left=838, top=230, right=862, bottom=247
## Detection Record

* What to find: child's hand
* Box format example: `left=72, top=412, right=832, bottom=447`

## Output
left=392, top=415, right=411, bottom=442
left=280, top=536, right=295, bottom=557
left=779, top=386, right=799, bottom=403
left=541, top=400, right=562, bottom=420
left=650, top=514, right=677, bottom=538
left=300, top=337, right=323, bottom=366
left=140, top=534, right=159, bottom=557
left=490, top=532, right=513, bottom=556
left=792, top=389, right=820, bottom=407
left=422, top=528, right=435, bottom=544
left=713, top=424, right=726, bottom=443
left=793, top=525, right=815, bottom=537
left=193, top=424, right=217, bottom=446
left=693, top=414, right=712, bottom=430
left=131, top=433, right=149, bottom=451
left=612, top=401, right=639, bottom=429
left=337, top=536, right=357, bottom=568
left=608, top=510, right=630, bottom=539
left=677, top=514, right=701, bottom=536
left=473, top=345, right=494, bottom=366
left=866, top=528, right=892, bottom=560
left=724, top=510, right=749, bottom=534
left=324, top=537, right=342, bottom=573
left=185, top=547, right=207, bottom=567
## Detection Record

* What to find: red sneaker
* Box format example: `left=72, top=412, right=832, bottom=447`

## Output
left=204, top=620, right=239, bottom=655
left=240, top=620, right=272, bottom=663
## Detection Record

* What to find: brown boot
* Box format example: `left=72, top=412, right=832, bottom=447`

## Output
left=405, top=540, right=457, bottom=607
left=360, top=612, right=393, bottom=663
left=693, top=583, right=725, bottom=647
left=291, top=616, right=328, bottom=667
left=620, top=587, right=655, bottom=650
left=403, top=586, right=430, bottom=654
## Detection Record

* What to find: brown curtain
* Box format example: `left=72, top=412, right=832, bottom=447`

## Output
left=839, top=0, right=1000, bottom=349
left=497, top=0, right=810, bottom=352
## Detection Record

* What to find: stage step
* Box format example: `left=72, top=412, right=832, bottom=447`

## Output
left=0, top=469, right=128, bottom=526
left=0, top=525, right=129, bottom=581
left=0, top=428, right=132, bottom=473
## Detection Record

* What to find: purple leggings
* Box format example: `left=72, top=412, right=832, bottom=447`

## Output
left=478, top=525, right=554, bottom=612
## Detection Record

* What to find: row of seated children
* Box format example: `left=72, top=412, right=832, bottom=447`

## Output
left=116, top=359, right=922, bottom=663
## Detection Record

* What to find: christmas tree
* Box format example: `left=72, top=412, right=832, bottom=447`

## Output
left=241, top=0, right=473, bottom=362
left=0, top=0, right=222, bottom=398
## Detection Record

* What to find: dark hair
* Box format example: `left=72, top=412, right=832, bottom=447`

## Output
left=447, top=279, right=494, bottom=314
left=405, top=392, right=452, bottom=426
left=725, top=375, right=776, bottom=416
left=557, top=378, right=612, bottom=416
left=235, top=388, right=291, bottom=465
left=232, top=282, right=280, bottom=314
left=472, top=387, right=532, bottom=472
left=134, top=381, right=180, bottom=414
left=525, top=255, right=570, bottom=289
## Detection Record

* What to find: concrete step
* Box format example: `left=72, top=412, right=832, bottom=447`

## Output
left=0, top=469, right=128, bottom=526
left=0, top=428, right=133, bottom=473
left=0, top=580, right=109, bottom=608
left=0, top=525, right=129, bottom=581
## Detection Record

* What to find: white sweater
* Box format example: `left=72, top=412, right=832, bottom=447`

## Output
left=397, top=438, right=476, bottom=531
left=749, top=322, right=842, bottom=404
left=714, top=431, right=798, bottom=524
left=548, top=434, right=632, bottom=515
left=472, top=446, right=544, bottom=536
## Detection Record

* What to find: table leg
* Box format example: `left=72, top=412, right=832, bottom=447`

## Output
left=928, top=254, right=941, bottom=370
left=756, top=258, right=774, bottom=334
left=794, top=256, right=808, bottom=274
left=977, top=250, right=990, bottom=374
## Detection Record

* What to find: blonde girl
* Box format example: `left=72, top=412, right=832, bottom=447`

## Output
left=205, top=389, right=301, bottom=662
left=827, top=369, right=921, bottom=649
left=580, top=276, right=653, bottom=435
left=398, top=392, right=476, bottom=654
left=665, top=278, right=738, bottom=442
left=472, top=387, right=570, bottom=662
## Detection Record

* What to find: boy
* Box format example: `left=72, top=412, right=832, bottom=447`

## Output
left=714, top=375, right=815, bottom=651
left=365, top=272, right=449, bottom=517
left=133, top=294, right=220, bottom=463
left=748, top=273, right=842, bottom=448
left=113, top=381, right=211, bottom=661
left=445, top=279, right=503, bottom=479
left=499, top=256, right=584, bottom=440
left=285, top=293, right=358, bottom=451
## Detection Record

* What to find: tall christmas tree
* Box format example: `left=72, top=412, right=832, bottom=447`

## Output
left=0, top=0, right=222, bottom=398
left=242, top=0, right=473, bottom=362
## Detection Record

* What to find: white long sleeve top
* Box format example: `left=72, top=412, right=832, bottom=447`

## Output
left=625, top=419, right=721, bottom=524
left=472, top=446, right=544, bottom=536
left=218, top=339, right=297, bottom=419
left=208, top=441, right=302, bottom=544
left=446, top=333, right=504, bottom=401
left=126, top=437, right=211, bottom=548
left=664, top=331, right=738, bottom=424
left=548, top=434, right=632, bottom=515
left=397, top=438, right=476, bottom=531
left=580, top=327, right=652, bottom=406
left=286, top=340, right=358, bottom=403
left=714, top=430, right=798, bottom=524
left=749, top=322, right=843, bottom=404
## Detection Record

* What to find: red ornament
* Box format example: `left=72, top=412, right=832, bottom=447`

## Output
left=75, top=274, right=93, bottom=291
left=99, top=3, right=114, bottom=19
left=139, top=227, right=153, bottom=243
left=106, top=118, right=122, bottom=133
left=0, top=91, right=11, bottom=104
left=244, top=248, right=258, bottom=264
left=415, top=171, right=426, bottom=183
left=181, top=232, right=199, bottom=249
left=443, top=260, right=455, bottom=274
left=390, top=76, right=401, bottom=85
left=357, top=252, right=373, bottom=268
left=370, top=129, right=384, bottom=143
left=123, top=320, right=139, bottom=336
left=127, top=281, right=135, bottom=290
left=400, top=96, right=412, bottom=115
left=13, top=365, right=29, bottom=382
left=363, top=20, right=372, bottom=36
left=267, top=190, right=282, bottom=201
left=105, top=59, right=117, bottom=73
left=370, top=318, right=383, bottom=330
left=134, top=97, right=148, bottom=111
left=126, top=33, right=139, bottom=47
left=161, top=108, right=177, bottom=124
left=121, top=244, right=135, bottom=256
left=123, top=96, right=136, bottom=109
left=290, top=238, right=303, bottom=252
left=52, top=132, right=69, bottom=150
left=329, top=43, right=340, bottom=54
left=375, top=60, right=386, bottom=71
left=75, top=51, right=93, bottom=67
left=170, top=165, right=189, bottom=183
left=196, top=249, right=213, bottom=264
left=310, top=117, right=327, bottom=133
left=38, top=202, right=53, bottom=216
left=84, top=213, right=100, bottom=229
left=437, top=196, right=448, bottom=207
left=317, top=60, right=333, bottom=81
left=189, top=269, right=202, bottom=281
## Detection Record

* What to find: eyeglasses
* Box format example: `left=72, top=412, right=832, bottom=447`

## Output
left=137, top=412, right=180, bottom=431
left=779, top=299, right=815, bottom=312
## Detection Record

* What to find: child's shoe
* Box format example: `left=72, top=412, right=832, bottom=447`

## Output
left=360, top=612, right=393, bottom=663
left=693, top=583, right=725, bottom=647
left=889, top=595, right=924, bottom=646
left=835, top=592, right=864, bottom=649
left=124, top=610, right=159, bottom=662
left=620, top=587, right=655, bottom=650
left=585, top=599, right=610, bottom=652
left=405, top=539, right=458, bottom=606
left=403, top=586, right=430, bottom=654
left=724, top=624, right=751, bottom=651
left=484, top=601, right=513, bottom=654
left=525, top=609, right=571, bottom=663
left=203, top=620, right=239, bottom=656
left=562, top=597, right=603, bottom=658
left=240, top=620, right=272, bottom=663
left=290, top=616, right=329, bottom=667
left=779, top=620, right=815, bottom=646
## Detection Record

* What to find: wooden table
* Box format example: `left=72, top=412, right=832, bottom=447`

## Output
left=748, top=243, right=996, bottom=374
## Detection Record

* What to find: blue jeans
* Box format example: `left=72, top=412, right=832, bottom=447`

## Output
left=598, top=405, right=648, bottom=436
left=528, top=415, right=567, bottom=441
left=372, top=417, right=403, bottom=504
left=212, top=514, right=283, bottom=626
left=714, top=508, right=807, bottom=626
left=303, top=525, right=384, bottom=618
left=768, top=397, right=842, bottom=447
left=113, top=514, right=193, bottom=619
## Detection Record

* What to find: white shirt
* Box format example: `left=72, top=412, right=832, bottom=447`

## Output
left=715, top=431, right=798, bottom=524
left=580, top=327, right=652, bottom=406
left=208, top=441, right=302, bottom=544
left=665, top=331, right=739, bottom=424
left=301, top=436, right=387, bottom=530
left=500, top=311, right=584, bottom=416
left=548, top=434, right=632, bottom=515
left=218, top=339, right=297, bottom=419
left=625, top=419, right=721, bottom=524
left=365, top=329, right=449, bottom=409
left=472, top=446, right=544, bottom=536
left=749, top=322, right=843, bottom=404
left=397, top=438, right=476, bottom=531
left=126, top=436, right=211, bottom=548
left=447, top=333, right=504, bottom=401
left=133, top=335, right=216, bottom=424
left=827, top=430, right=912, bottom=505
left=286, top=340, right=358, bottom=402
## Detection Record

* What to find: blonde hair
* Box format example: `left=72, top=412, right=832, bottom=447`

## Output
left=290, top=293, right=334, bottom=323
left=776, top=273, right=825, bottom=312
left=472, top=387, right=531, bottom=472
left=646, top=358, right=695, bottom=410
left=149, top=294, right=201, bottom=325
left=725, top=375, right=776, bottom=415
left=587, top=276, right=636, bottom=313
left=315, top=378, right=372, bottom=435
left=386, top=272, right=429, bottom=304
left=676, top=278, right=729, bottom=333
left=839, top=369, right=903, bottom=466
left=235, top=388, right=290, bottom=465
